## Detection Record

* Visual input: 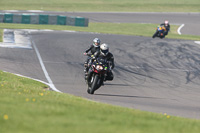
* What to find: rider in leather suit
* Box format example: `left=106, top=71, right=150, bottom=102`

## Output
left=84, top=38, right=101, bottom=73
left=160, top=20, right=170, bottom=36
left=89, top=43, right=115, bottom=81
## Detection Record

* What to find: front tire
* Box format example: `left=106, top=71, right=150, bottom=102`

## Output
left=152, top=31, right=158, bottom=38
left=87, top=74, right=99, bottom=94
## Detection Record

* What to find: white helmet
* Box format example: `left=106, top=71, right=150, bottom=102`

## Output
left=93, top=38, right=101, bottom=47
left=164, top=20, right=169, bottom=26
left=100, top=43, right=109, bottom=56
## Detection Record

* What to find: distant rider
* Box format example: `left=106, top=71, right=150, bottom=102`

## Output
left=88, top=43, right=115, bottom=81
left=160, top=20, right=170, bottom=36
left=84, top=38, right=101, bottom=73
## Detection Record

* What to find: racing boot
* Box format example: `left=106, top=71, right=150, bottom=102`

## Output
left=84, top=61, right=88, bottom=67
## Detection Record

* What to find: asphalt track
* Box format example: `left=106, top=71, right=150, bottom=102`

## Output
left=0, top=11, right=200, bottom=119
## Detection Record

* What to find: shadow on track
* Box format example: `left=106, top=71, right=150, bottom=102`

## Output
left=104, top=83, right=132, bottom=87
left=95, top=93, right=164, bottom=99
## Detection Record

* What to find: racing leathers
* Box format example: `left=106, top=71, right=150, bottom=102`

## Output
left=160, top=23, right=170, bottom=36
left=88, top=51, right=115, bottom=81
left=84, top=45, right=100, bottom=73
left=85, top=44, right=100, bottom=55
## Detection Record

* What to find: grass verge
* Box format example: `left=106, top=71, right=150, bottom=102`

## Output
left=1, top=70, right=200, bottom=133
left=0, top=23, right=200, bottom=41
left=0, top=0, right=200, bottom=12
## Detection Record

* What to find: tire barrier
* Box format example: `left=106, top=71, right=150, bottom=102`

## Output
left=0, top=13, right=89, bottom=27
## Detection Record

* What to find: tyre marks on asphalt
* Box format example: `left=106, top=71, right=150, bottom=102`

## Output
left=112, top=38, right=200, bottom=89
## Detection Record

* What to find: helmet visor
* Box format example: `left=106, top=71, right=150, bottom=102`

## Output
left=94, top=42, right=99, bottom=45
left=101, top=49, right=108, bottom=55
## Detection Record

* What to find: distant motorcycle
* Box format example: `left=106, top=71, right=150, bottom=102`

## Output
left=152, top=25, right=167, bottom=39
left=85, top=56, right=109, bottom=94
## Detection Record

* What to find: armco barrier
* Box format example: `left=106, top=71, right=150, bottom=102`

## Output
left=0, top=13, right=89, bottom=27
left=57, top=15, right=66, bottom=25
left=22, top=14, right=31, bottom=24
left=67, top=16, right=75, bottom=26
left=49, top=15, right=57, bottom=25
left=30, top=14, right=39, bottom=24
left=39, top=14, right=48, bottom=24
left=13, top=14, right=22, bottom=23
left=4, top=14, right=13, bottom=23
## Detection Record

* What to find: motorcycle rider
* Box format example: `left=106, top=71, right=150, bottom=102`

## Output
left=160, top=20, right=170, bottom=36
left=84, top=38, right=101, bottom=73
left=88, top=43, right=115, bottom=81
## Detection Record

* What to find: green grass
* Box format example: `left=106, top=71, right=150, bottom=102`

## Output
left=1, top=70, right=200, bottom=133
left=0, top=23, right=200, bottom=41
left=0, top=0, right=200, bottom=12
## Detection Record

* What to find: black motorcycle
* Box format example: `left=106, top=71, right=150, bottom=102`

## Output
left=152, top=25, right=167, bottom=39
left=85, top=57, right=109, bottom=94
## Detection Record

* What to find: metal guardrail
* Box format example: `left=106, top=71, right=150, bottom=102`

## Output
left=0, top=13, right=89, bottom=27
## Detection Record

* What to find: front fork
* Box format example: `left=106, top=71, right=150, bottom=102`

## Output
left=87, top=71, right=104, bottom=86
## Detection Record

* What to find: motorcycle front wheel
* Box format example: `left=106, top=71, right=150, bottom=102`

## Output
left=87, top=74, right=100, bottom=94
left=152, top=31, right=158, bottom=38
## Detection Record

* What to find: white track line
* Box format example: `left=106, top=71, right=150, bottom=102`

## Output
left=177, top=24, right=185, bottom=35
left=31, top=38, right=62, bottom=93
left=195, top=41, right=200, bottom=45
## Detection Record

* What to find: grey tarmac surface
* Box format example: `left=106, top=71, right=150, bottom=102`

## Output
left=0, top=44, right=47, bottom=81
left=1, top=11, right=200, bottom=36
left=1, top=30, right=200, bottom=119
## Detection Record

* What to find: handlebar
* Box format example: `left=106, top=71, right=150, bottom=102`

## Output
left=84, top=53, right=92, bottom=56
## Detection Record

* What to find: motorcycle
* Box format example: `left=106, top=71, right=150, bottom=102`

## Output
left=85, top=56, right=109, bottom=94
left=152, top=25, right=167, bottom=39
